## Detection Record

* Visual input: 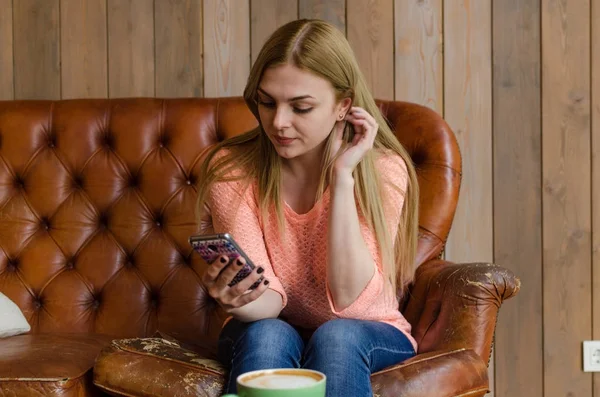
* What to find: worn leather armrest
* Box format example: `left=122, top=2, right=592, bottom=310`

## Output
left=93, top=338, right=226, bottom=397
left=403, top=260, right=520, bottom=362
left=371, top=349, right=489, bottom=397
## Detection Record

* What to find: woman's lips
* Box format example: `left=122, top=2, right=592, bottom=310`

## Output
left=273, top=136, right=295, bottom=145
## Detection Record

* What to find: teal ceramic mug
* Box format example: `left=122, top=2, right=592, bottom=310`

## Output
left=221, top=368, right=326, bottom=397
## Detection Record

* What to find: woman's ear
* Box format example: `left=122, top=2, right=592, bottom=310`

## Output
left=337, top=97, right=352, bottom=118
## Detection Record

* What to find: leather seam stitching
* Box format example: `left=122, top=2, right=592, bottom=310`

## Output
left=371, top=348, right=467, bottom=376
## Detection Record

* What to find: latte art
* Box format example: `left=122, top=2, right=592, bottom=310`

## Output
left=241, top=372, right=321, bottom=389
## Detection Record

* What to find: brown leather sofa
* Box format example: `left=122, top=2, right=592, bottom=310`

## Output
left=0, top=97, right=520, bottom=397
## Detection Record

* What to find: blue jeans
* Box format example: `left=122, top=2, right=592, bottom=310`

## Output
left=217, top=318, right=416, bottom=396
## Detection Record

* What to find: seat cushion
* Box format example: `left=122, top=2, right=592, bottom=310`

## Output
left=93, top=337, right=226, bottom=397
left=0, top=333, right=116, bottom=396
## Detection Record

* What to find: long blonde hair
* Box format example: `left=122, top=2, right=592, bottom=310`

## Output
left=196, top=19, right=419, bottom=296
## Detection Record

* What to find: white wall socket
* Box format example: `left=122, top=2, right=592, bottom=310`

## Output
left=583, top=341, right=600, bottom=372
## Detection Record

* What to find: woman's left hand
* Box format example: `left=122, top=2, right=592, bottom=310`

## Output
left=331, top=106, right=378, bottom=175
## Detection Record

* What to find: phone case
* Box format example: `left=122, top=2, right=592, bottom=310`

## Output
left=189, top=233, right=263, bottom=290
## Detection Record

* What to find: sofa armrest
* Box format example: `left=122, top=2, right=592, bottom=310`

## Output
left=93, top=338, right=226, bottom=397
left=371, top=349, right=489, bottom=397
left=403, top=260, right=520, bottom=362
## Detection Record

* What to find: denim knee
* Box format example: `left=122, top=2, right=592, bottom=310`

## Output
left=232, top=318, right=304, bottom=366
left=305, top=319, right=365, bottom=357
left=239, top=318, right=300, bottom=344
left=303, top=319, right=415, bottom=397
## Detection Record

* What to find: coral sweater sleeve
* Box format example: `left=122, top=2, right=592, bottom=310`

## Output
left=325, top=153, right=408, bottom=318
left=204, top=179, right=288, bottom=308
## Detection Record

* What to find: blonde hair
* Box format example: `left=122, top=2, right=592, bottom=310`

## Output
left=196, top=19, right=419, bottom=296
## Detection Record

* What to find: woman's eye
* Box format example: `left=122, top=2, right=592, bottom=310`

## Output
left=257, top=100, right=275, bottom=108
left=257, top=99, right=312, bottom=114
left=293, top=107, right=313, bottom=114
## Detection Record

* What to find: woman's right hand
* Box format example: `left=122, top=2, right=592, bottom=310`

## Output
left=201, top=255, right=270, bottom=313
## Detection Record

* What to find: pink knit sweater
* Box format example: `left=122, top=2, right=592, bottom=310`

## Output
left=202, top=150, right=417, bottom=351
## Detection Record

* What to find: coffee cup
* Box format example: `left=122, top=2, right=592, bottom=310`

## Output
left=221, top=368, right=326, bottom=397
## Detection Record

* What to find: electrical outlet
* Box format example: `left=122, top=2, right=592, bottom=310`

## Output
left=583, top=341, right=600, bottom=372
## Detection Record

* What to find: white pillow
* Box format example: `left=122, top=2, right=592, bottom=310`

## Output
left=0, top=292, right=31, bottom=338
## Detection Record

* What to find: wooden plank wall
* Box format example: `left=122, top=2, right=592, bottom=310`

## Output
left=542, top=3, right=592, bottom=397
left=593, top=0, right=600, bottom=394
left=61, top=0, right=108, bottom=98
left=493, top=1, right=543, bottom=396
left=0, top=0, right=12, bottom=100
left=13, top=0, right=61, bottom=99
left=0, top=1, right=598, bottom=396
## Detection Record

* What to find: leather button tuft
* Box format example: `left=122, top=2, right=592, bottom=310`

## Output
left=48, top=136, right=56, bottom=148
left=13, top=175, right=25, bottom=189
left=98, top=212, right=109, bottom=229
left=412, top=151, right=426, bottom=166
left=158, top=136, right=169, bottom=148
left=64, top=260, right=74, bottom=269
left=149, top=291, right=160, bottom=309
left=125, top=254, right=135, bottom=268
left=34, top=298, right=43, bottom=309
left=154, top=215, right=163, bottom=227
left=40, top=217, right=51, bottom=230
left=92, top=300, right=100, bottom=310
left=128, top=173, right=139, bottom=188
left=103, top=134, right=114, bottom=149
left=7, top=258, right=19, bottom=271
left=72, top=174, right=84, bottom=188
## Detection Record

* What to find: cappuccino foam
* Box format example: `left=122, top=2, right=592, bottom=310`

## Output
left=242, top=373, right=319, bottom=389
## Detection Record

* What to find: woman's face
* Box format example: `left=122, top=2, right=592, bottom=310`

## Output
left=256, top=63, right=350, bottom=161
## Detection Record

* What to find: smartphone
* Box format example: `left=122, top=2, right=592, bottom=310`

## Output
left=189, top=233, right=263, bottom=290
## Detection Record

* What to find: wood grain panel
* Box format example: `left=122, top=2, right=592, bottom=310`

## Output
left=13, top=0, right=60, bottom=100
left=347, top=0, right=394, bottom=100
left=393, top=0, right=442, bottom=112
left=492, top=1, right=542, bottom=396
left=443, top=2, right=492, bottom=261
left=542, top=0, right=592, bottom=396
left=0, top=0, right=13, bottom=100
left=250, top=0, right=297, bottom=64
left=299, top=0, right=345, bottom=34
left=592, top=0, right=599, bottom=395
left=442, top=2, right=493, bottom=392
left=203, top=0, right=250, bottom=97
left=107, top=0, right=154, bottom=97
left=155, top=0, right=203, bottom=98
left=61, top=0, right=108, bottom=99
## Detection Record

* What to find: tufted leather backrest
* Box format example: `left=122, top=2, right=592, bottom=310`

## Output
left=0, top=97, right=460, bottom=345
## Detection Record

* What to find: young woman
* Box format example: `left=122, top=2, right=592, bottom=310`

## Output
left=197, top=19, right=420, bottom=396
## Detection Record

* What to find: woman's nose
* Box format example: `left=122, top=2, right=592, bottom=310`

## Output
left=272, top=107, right=292, bottom=129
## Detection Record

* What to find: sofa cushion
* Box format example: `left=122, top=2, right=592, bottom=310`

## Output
left=0, top=292, right=30, bottom=338
left=0, top=333, right=115, bottom=396
left=94, top=337, right=226, bottom=397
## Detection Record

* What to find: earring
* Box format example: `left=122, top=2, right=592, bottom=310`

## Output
left=338, top=114, right=344, bottom=120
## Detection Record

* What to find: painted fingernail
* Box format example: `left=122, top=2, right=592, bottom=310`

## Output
left=219, top=257, right=227, bottom=264
left=257, top=267, right=264, bottom=274
left=237, top=259, right=244, bottom=266
left=264, top=280, right=269, bottom=285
